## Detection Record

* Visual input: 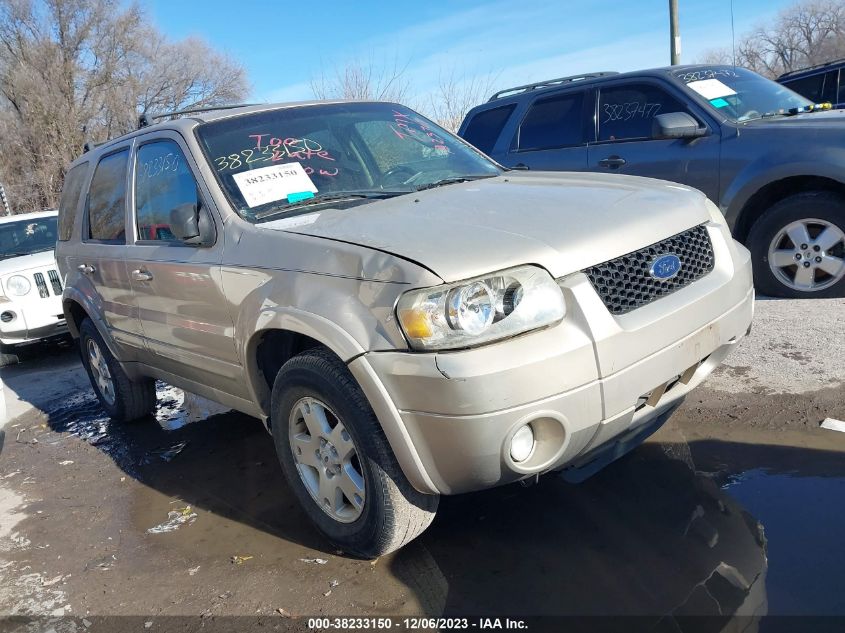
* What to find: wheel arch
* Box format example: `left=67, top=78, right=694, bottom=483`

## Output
left=731, top=175, right=845, bottom=243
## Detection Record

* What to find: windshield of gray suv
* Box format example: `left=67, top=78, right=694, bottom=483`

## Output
left=674, top=67, right=812, bottom=121
left=0, top=215, right=58, bottom=260
left=197, top=102, right=501, bottom=222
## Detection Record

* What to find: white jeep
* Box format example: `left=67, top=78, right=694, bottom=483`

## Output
left=0, top=210, right=68, bottom=366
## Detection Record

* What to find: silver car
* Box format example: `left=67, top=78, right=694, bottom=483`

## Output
left=56, top=101, right=754, bottom=557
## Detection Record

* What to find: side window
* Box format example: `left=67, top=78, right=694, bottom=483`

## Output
left=58, top=162, right=88, bottom=241
left=135, top=140, right=199, bottom=242
left=783, top=73, right=825, bottom=102
left=87, top=150, right=128, bottom=242
left=517, top=92, right=584, bottom=151
left=598, top=84, right=690, bottom=142
left=462, top=104, right=516, bottom=154
left=822, top=70, right=839, bottom=103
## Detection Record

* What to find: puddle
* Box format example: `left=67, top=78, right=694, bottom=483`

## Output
left=721, top=469, right=845, bottom=616
left=154, top=383, right=231, bottom=431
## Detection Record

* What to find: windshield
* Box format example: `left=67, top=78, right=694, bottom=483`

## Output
left=675, top=67, right=812, bottom=121
left=0, top=215, right=58, bottom=260
left=196, top=102, right=501, bottom=222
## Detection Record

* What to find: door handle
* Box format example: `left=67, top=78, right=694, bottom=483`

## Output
left=598, top=156, right=627, bottom=169
left=77, top=264, right=95, bottom=274
left=131, top=269, right=153, bottom=282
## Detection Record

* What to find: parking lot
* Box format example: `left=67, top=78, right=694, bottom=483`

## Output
left=1, top=296, right=843, bottom=628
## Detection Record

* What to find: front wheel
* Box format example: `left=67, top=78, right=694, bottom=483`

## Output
left=78, top=318, right=156, bottom=422
left=747, top=192, right=845, bottom=298
left=271, top=348, right=438, bottom=558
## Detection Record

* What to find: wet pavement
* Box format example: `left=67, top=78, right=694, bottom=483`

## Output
left=1, top=343, right=845, bottom=631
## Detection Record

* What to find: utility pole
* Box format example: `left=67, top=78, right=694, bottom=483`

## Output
left=0, top=183, right=10, bottom=216
left=670, top=0, right=681, bottom=65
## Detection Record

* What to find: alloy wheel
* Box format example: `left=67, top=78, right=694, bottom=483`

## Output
left=288, top=396, right=366, bottom=523
left=767, top=218, right=845, bottom=292
left=87, top=338, right=115, bottom=405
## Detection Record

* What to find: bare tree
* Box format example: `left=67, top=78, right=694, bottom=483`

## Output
left=0, top=0, right=249, bottom=212
left=698, top=0, right=845, bottom=77
left=427, top=69, right=500, bottom=132
left=310, top=57, right=411, bottom=103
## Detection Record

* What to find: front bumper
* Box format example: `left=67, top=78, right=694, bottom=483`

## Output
left=350, top=224, right=754, bottom=495
left=0, top=296, right=68, bottom=346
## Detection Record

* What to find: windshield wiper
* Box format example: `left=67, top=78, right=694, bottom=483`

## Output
left=255, top=191, right=404, bottom=220
left=414, top=175, right=496, bottom=192
left=0, top=252, right=37, bottom=259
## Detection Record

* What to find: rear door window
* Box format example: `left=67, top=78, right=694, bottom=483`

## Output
left=598, top=83, right=690, bottom=142
left=462, top=104, right=516, bottom=154
left=58, top=162, right=88, bottom=241
left=86, top=150, right=128, bottom=242
left=517, top=92, right=584, bottom=151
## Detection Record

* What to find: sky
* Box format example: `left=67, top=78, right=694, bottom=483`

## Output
left=144, top=0, right=796, bottom=106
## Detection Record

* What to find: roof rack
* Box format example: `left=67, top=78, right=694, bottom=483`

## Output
left=138, top=103, right=259, bottom=129
left=779, top=58, right=845, bottom=79
left=82, top=140, right=103, bottom=153
left=489, top=72, right=619, bottom=101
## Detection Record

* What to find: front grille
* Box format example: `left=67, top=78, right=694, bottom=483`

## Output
left=48, top=269, right=63, bottom=295
left=584, top=224, right=715, bottom=315
left=33, top=272, right=49, bottom=298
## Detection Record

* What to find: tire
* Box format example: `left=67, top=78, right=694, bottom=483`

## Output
left=78, top=318, right=156, bottom=422
left=0, top=344, right=19, bottom=368
left=270, top=347, right=438, bottom=558
left=747, top=191, right=845, bottom=298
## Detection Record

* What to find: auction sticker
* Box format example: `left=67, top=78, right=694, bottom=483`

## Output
left=233, top=162, right=317, bottom=208
left=686, top=78, right=736, bottom=100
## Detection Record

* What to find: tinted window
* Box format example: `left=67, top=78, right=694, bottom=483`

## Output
left=823, top=70, right=839, bottom=103
left=58, top=162, right=88, bottom=241
left=783, top=73, right=826, bottom=102
left=518, top=93, right=584, bottom=151
left=87, top=150, right=128, bottom=242
left=462, top=105, right=515, bottom=154
left=599, top=84, right=689, bottom=141
left=135, top=141, right=199, bottom=242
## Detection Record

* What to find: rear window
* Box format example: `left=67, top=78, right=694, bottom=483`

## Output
left=87, top=150, right=128, bottom=242
left=517, top=92, right=584, bottom=151
left=462, top=104, right=516, bottom=154
left=58, top=162, right=88, bottom=241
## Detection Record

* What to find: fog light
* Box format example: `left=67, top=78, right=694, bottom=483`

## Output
left=510, top=424, right=535, bottom=462
left=0, top=310, right=14, bottom=323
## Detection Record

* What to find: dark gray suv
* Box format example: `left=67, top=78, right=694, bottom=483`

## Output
left=459, top=65, right=845, bottom=298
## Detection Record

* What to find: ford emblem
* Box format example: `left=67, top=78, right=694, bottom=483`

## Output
left=649, top=254, right=682, bottom=280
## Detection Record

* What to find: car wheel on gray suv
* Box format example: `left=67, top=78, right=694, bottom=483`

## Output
left=78, top=318, right=157, bottom=422
left=748, top=192, right=845, bottom=298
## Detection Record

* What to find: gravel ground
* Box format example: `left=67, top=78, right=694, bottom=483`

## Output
left=704, top=297, right=845, bottom=394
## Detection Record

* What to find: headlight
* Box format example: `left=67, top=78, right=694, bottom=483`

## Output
left=397, top=265, right=565, bottom=351
left=5, top=275, right=31, bottom=296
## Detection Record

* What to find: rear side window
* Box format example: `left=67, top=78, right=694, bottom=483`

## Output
left=87, top=150, right=128, bottom=242
left=517, top=92, right=584, bottom=151
left=462, top=104, right=515, bottom=154
left=598, top=83, right=689, bottom=142
left=58, top=162, right=88, bottom=241
left=783, top=72, right=828, bottom=102
left=135, top=140, right=199, bottom=242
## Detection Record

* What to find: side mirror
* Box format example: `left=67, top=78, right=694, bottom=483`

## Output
left=170, top=202, right=214, bottom=246
left=652, top=112, right=706, bottom=140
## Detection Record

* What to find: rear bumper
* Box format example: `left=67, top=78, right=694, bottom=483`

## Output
left=351, top=225, right=754, bottom=495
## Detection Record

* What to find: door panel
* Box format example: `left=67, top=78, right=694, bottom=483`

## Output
left=587, top=82, right=721, bottom=202
left=126, top=136, right=242, bottom=397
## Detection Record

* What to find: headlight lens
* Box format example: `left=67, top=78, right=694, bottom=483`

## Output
left=6, top=275, right=31, bottom=296
left=397, top=265, right=565, bottom=351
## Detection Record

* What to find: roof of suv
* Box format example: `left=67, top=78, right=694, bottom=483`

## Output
left=480, top=64, right=731, bottom=107
left=0, top=209, right=57, bottom=224
left=77, top=99, right=360, bottom=163
left=778, top=58, right=845, bottom=81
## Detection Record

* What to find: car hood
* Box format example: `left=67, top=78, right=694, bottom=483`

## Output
left=744, top=108, right=845, bottom=129
left=271, top=172, right=711, bottom=283
left=0, top=249, right=57, bottom=277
